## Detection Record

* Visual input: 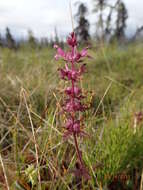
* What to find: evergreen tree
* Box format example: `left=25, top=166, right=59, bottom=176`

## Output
left=93, top=0, right=108, bottom=41
left=49, top=36, right=54, bottom=48
left=5, top=27, right=16, bottom=49
left=0, top=32, right=3, bottom=47
left=104, top=0, right=120, bottom=41
left=133, top=26, right=143, bottom=42
left=28, top=30, right=37, bottom=48
left=114, top=0, right=128, bottom=40
left=75, top=3, right=90, bottom=43
left=105, top=8, right=113, bottom=38
left=59, top=39, right=64, bottom=49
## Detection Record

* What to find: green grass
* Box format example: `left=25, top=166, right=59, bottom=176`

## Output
left=0, top=42, right=143, bottom=189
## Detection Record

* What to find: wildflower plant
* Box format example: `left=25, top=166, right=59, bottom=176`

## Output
left=54, top=32, right=90, bottom=179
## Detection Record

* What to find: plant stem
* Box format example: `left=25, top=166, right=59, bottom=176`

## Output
left=71, top=45, right=84, bottom=168
left=73, top=133, right=84, bottom=167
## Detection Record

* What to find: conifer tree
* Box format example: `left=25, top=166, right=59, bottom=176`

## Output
left=93, top=0, right=108, bottom=41
left=114, top=0, right=128, bottom=40
left=5, top=27, right=16, bottom=49
left=28, top=30, right=37, bottom=48
left=0, top=32, right=3, bottom=47
left=75, top=3, right=90, bottom=43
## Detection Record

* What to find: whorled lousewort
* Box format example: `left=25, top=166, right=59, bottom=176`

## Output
left=54, top=32, right=91, bottom=179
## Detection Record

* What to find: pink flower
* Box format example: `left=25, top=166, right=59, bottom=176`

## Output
left=73, top=50, right=88, bottom=62
left=54, top=34, right=89, bottom=63
left=73, top=120, right=80, bottom=133
left=65, top=86, right=81, bottom=97
left=65, top=119, right=80, bottom=132
left=58, top=63, right=86, bottom=81
left=67, top=32, right=77, bottom=47
left=54, top=46, right=66, bottom=60
left=63, top=119, right=79, bottom=139
left=64, top=99, right=85, bottom=112
left=54, top=47, right=88, bottom=63
left=64, top=119, right=87, bottom=139
left=58, top=68, right=78, bottom=81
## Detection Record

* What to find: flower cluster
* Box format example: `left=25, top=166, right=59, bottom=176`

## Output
left=54, top=32, right=90, bottom=179
left=54, top=32, right=89, bottom=137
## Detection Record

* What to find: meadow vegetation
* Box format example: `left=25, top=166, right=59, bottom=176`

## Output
left=0, top=42, right=143, bottom=189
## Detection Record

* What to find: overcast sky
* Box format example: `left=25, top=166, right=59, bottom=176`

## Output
left=0, top=0, right=143, bottom=39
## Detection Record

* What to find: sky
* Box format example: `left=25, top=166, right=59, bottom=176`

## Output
left=0, top=0, right=143, bottom=39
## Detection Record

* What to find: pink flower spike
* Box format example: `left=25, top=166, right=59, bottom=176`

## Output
left=54, top=31, right=91, bottom=180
